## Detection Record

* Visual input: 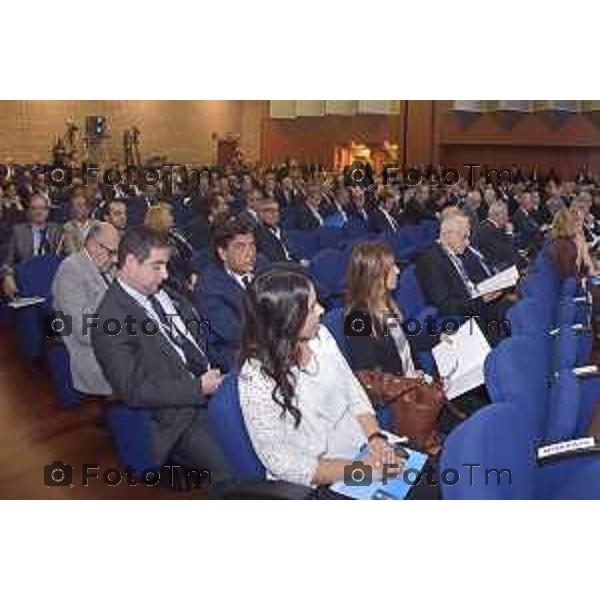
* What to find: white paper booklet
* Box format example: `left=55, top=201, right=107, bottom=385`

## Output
left=432, top=318, right=491, bottom=400
left=8, top=296, right=46, bottom=309
left=473, top=266, right=519, bottom=298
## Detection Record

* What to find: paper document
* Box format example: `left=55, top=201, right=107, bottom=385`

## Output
left=432, top=318, right=491, bottom=400
left=330, top=432, right=428, bottom=500
left=7, top=296, right=46, bottom=309
left=473, top=266, right=519, bottom=298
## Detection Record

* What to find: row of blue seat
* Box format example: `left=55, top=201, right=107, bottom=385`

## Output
left=440, top=251, right=600, bottom=498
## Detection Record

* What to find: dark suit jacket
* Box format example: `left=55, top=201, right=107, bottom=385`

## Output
left=196, top=265, right=247, bottom=372
left=182, top=214, right=212, bottom=250
left=346, top=205, right=372, bottom=231
left=295, top=203, right=323, bottom=230
left=370, top=207, right=400, bottom=234
left=237, top=209, right=261, bottom=231
left=254, top=224, right=292, bottom=263
left=513, top=208, right=543, bottom=253
left=476, top=220, right=518, bottom=270
left=415, top=243, right=485, bottom=317
left=4, top=222, right=63, bottom=272
left=91, top=282, right=209, bottom=466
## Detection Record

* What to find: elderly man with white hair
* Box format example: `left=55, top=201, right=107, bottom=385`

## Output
left=415, top=212, right=513, bottom=343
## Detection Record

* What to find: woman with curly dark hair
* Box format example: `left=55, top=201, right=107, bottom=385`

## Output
left=237, top=267, right=405, bottom=488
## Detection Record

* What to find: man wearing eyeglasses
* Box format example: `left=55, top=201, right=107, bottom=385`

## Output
left=2, top=194, right=63, bottom=298
left=51, top=222, right=120, bottom=396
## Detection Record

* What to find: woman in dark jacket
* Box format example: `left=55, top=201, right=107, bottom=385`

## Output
left=344, top=241, right=434, bottom=378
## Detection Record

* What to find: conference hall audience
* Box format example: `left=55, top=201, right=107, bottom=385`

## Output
left=5, top=155, right=600, bottom=498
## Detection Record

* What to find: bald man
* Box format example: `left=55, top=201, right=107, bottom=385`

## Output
left=51, top=222, right=120, bottom=396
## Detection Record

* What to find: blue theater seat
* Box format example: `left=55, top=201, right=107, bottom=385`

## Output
left=207, top=374, right=266, bottom=481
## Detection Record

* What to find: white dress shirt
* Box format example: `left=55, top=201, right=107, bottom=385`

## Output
left=117, top=279, right=206, bottom=367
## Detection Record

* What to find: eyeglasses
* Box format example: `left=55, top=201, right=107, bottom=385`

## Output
left=98, top=242, right=118, bottom=257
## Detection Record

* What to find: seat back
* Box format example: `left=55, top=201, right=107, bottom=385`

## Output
left=440, top=403, right=535, bottom=499
left=284, top=229, right=319, bottom=260
left=546, top=369, right=581, bottom=443
left=47, top=343, right=83, bottom=408
left=106, top=405, right=158, bottom=474
left=126, top=197, right=149, bottom=226
left=309, top=248, right=346, bottom=303
left=394, top=264, right=427, bottom=318
left=321, top=307, right=348, bottom=359
left=484, top=335, right=550, bottom=444
left=207, top=374, right=266, bottom=481
left=15, top=254, right=62, bottom=298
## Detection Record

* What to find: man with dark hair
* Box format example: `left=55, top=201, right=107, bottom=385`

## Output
left=196, top=219, right=257, bottom=371
left=104, top=199, right=128, bottom=234
left=512, top=192, right=544, bottom=256
left=236, top=188, right=262, bottom=231
left=254, top=197, right=293, bottom=262
left=91, top=225, right=232, bottom=484
left=296, top=184, right=325, bottom=230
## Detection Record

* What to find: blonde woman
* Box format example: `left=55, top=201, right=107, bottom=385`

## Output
left=549, top=207, right=597, bottom=281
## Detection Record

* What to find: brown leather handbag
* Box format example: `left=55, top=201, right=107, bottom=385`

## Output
left=356, top=370, right=466, bottom=456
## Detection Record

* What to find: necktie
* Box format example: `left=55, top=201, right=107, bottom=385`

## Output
left=270, top=227, right=291, bottom=259
left=469, top=246, right=493, bottom=277
left=148, top=294, right=207, bottom=376
left=35, top=228, right=48, bottom=255
left=241, top=274, right=253, bottom=288
left=449, top=251, right=477, bottom=297
left=99, top=273, right=109, bottom=287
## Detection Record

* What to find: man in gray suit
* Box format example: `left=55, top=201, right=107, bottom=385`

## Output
left=51, top=222, right=119, bottom=396
left=2, top=194, right=63, bottom=297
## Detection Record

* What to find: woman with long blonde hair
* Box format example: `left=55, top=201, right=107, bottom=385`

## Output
left=549, top=207, right=597, bottom=280
left=344, top=241, right=426, bottom=377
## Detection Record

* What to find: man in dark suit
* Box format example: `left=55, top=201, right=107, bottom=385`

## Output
left=254, top=197, right=293, bottom=263
left=296, top=185, right=325, bottom=230
left=512, top=192, right=544, bottom=256
left=2, top=194, right=63, bottom=297
left=476, top=201, right=521, bottom=271
left=415, top=213, right=511, bottom=335
left=346, top=187, right=372, bottom=232
left=91, top=226, right=232, bottom=484
left=196, top=219, right=257, bottom=372
left=370, top=191, right=401, bottom=234
left=236, top=189, right=262, bottom=232
left=321, top=186, right=350, bottom=227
